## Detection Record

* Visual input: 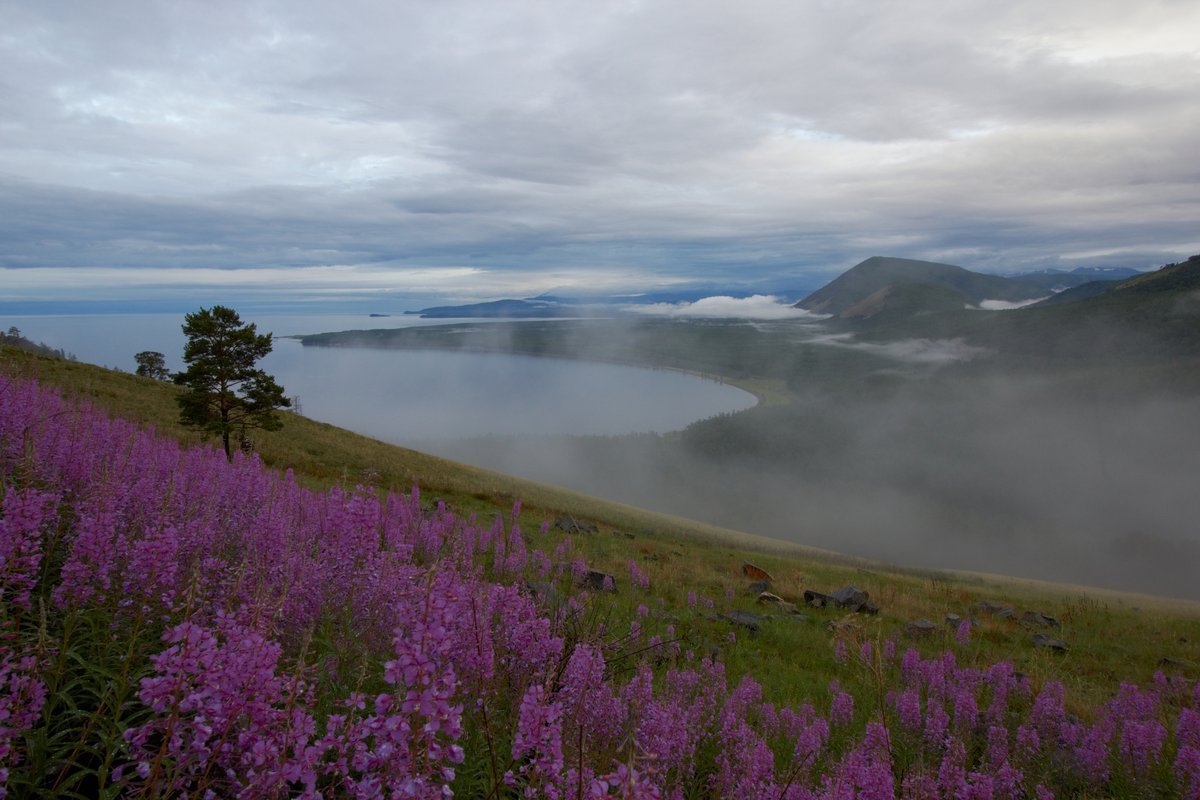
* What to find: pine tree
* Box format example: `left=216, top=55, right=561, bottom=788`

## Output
left=174, top=306, right=290, bottom=460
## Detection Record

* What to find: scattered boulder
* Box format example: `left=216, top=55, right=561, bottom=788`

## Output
left=1020, top=611, right=1061, bottom=629
left=976, top=600, right=1015, bottom=619
left=946, top=613, right=962, bottom=628
left=826, top=617, right=864, bottom=634
left=721, top=610, right=765, bottom=633
left=525, top=581, right=562, bottom=608
left=756, top=592, right=801, bottom=615
left=422, top=498, right=449, bottom=520
left=581, top=570, right=617, bottom=593
left=1159, top=657, right=1198, bottom=673
left=804, top=590, right=834, bottom=609
left=906, top=619, right=940, bottom=639
left=830, top=585, right=879, bottom=614
left=742, top=561, right=774, bottom=582
left=747, top=579, right=772, bottom=595
left=1032, top=633, right=1069, bottom=653
left=554, top=515, right=598, bottom=535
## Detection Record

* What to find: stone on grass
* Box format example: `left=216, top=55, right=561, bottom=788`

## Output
left=721, top=610, right=765, bottom=633
left=905, top=619, right=940, bottom=639
left=581, top=570, right=617, bottom=593
left=830, top=585, right=879, bottom=614
left=977, top=600, right=1015, bottom=618
left=747, top=579, right=772, bottom=595
left=804, top=590, right=834, bottom=609
left=756, top=592, right=801, bottom=615
left=525, top=581, right=562, bottom=608
left=554, top=515, right=598, bottom=534
left=1032, top=633, right=1069, bottom=653
left=1020, top=611, right=1061, bottom=629
left=742, top=561, right=774, bottom=582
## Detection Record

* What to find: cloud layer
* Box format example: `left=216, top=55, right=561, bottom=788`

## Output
left=2, top=0, right=1199, bottom=306
left=626, top=295, right=823, bottom=320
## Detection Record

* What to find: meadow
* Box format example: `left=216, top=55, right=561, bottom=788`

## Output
left=3, top=344, right=1200, bottom=798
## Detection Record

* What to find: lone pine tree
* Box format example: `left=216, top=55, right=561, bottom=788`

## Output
left=174, top=306, right=290, bottom=460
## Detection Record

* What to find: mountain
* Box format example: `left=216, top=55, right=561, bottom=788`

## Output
left=968, top=255, right=1200, bottom=359
left=1007, top=266, right=1143, bottom=293
left=406, top=299, right=579, bottom=318
left=1032, top=254, right=1200, bottom=308
left=838, top=282, right=971, bottom=322
left=795, top=256, right=1046, bottom=318
left=1030, top=279, right=1125, bottom=307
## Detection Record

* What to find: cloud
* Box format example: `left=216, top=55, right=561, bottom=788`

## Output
left=625, top=295, right=824, bottom=320
left=808, top=334, right=989, bottom=364
left=2, top=0, right=1200, bottom=303
left=974, top=298, right=1048, bottom=311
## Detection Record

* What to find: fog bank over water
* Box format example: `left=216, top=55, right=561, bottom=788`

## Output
left=433, top=369, right=1200, bottom=601
left=8, top=311, right=1200, bottom=600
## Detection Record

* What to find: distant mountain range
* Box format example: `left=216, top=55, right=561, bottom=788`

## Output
left=407, top=287, right=817, bottom=318
left=793, top=254, right=1200, bottom=360
left=402, top=255, right=1196, bottom=360
left=405, top=299, right=582, bottom=318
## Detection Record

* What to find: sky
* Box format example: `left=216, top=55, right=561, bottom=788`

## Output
left=2, top=0, right=1199, bottom=311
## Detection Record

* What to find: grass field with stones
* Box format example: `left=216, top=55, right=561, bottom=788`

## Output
left=4, top=343, right=1200, bottom=798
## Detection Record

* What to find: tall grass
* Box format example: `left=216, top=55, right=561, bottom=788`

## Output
left=5, top=368, right=1200, bottom=797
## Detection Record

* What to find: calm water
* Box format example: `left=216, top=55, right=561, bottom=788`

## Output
left=6, top=313, right=756, bottom=445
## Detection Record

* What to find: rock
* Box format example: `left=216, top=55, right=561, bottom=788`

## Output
left=906, top=619, right=940, bottom=639
left=830, top=585, right=877, bottom=614
left=581, top=570, right=617, bottom=593
left=976, top=600, right=1015, bottom=618
left=1031, top=633, right=1069, bottom=653
left=747, top=579, right=772, bottom=595
left=804, top=590, right=834, bottom=609
left=525, top=581, right=562, bottom=608
left=826, top=617, right=863, bottom=634
left=1158, top=657, right=1198, bottom=672
left=554, top=515, right=598, bottom=535
left=721, top=610, right=765, bottom=633
left=756, top=592, right=801, bottom=615
left=946, top=613, right=961, bottom=626
left=1020, top=611, right=1061, bottom=629
left=742, top=561, right=774, bottom=582
left=422, top=498, right=449, bottom=520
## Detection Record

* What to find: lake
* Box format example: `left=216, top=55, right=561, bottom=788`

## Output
left=5, top=313, right=757, bottom=445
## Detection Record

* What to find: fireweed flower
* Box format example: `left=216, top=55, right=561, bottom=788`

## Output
left=9, top=377, right=1200, bottom=799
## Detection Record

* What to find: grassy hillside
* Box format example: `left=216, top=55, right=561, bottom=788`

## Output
left=796, top=256, right=1045, bottom=316
left=5, top=342, right=1199, bottom=703
left=8, top=342, right=1200, bottom=797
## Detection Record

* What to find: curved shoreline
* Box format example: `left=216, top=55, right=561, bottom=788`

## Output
left=293, top=334, right=770, bottom=408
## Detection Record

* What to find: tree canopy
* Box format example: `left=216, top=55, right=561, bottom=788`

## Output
left=134, top=350, right=170, bottom=380
left=174, top=306, right=290, bottom=460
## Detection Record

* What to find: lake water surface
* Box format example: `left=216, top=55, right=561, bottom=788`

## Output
left=6, top=313, right=756, bottom=445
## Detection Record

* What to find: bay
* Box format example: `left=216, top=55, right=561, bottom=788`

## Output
left=5, top=313, right=756, bottom=445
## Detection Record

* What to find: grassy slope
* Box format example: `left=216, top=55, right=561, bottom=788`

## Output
left=5, top=343, right=1200, bottom=716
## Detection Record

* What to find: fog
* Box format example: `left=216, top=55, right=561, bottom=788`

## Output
left=429, top=353, right=1200, bottom=601
left=11, top=311, right=1198, bottom=600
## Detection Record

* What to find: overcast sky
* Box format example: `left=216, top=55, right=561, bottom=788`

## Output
left=3, top=0, right=1198, bottom=310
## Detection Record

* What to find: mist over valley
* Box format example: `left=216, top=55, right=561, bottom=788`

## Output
left=301, top=255, right=1200, bottom=600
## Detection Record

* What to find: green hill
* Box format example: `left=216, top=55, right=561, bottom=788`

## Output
left=796, top=256, right=1046, bottom=317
